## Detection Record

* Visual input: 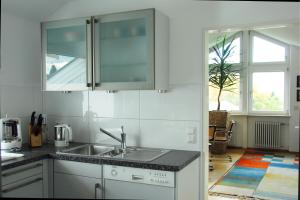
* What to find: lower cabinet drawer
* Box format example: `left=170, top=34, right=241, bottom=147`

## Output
left=54, top=160, right=102, bottom=178
left=54, top=173, right=103, bottom=199
left=2, top=174, right=43, bottom=198
left=2, top=161, right=43, bottom=186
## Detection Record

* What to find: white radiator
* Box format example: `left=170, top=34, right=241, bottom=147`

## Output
left=229, top=126, right=239, bottom=147
left=254, top=121, right=282, bottom=149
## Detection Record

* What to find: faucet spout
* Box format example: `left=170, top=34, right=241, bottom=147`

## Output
left=100, top=127, right=126, bottom=151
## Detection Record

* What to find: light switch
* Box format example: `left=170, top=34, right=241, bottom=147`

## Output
left=186, top=127, right=196, bottom=144
left=186, top=127, right=195, bottom=135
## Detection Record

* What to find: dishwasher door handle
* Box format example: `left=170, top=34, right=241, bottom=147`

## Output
left=95, top=183, right=101, bottom=199
left=132, top=175, right=144, bottom=181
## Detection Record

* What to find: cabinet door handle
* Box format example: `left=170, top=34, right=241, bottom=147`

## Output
left=94, top=183, right=101, bottom=199
left=91, top=17, right=96, bottom=90
left=2, top=163, right=43, bottom=177
left=91, top=17, right=101, bottom=89
left=86, top=18, right=93, bottom=87
left=2, top=177, right=43, bottom=193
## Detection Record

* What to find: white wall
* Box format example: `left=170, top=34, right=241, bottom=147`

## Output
left=2, top=1, right=299, bottom=200
left=230, top=115, right=291, bottom=150
left=228, top=45, right=300, bottom=152
left=44, top=0, right=300, bottom=151
left=1, top=0, right=297, bottom=151
left=0, top=11, right=42, bottom=142
left=289, top=46, right=300, bottom=152
left=44, top=3, right=299, bottom=199
left=247, top=116, right=290, bottom=149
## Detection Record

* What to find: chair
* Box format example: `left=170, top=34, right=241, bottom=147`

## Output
left=209, top=110, right=228, bottom=131
left=208, top=125, right=216, bottom=171
left=210, top=120, right=236, bottom=162
left=209, top=125, right=217, bottom=141
left=214, top=120, right=235, bottom=142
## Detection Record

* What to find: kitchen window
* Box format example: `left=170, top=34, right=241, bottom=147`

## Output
left=209, top=32, right=243, bottom=112
left=249, top=31, right=289, bottom=115
left=208, top=30, right=290, bottom=115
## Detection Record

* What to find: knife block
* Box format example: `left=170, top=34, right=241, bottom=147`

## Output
left=29, top=125, right=42, bottom=147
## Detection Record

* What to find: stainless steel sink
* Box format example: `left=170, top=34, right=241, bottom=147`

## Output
left=58, top=144, right=169, bottom=162
left=105, top=147, right=170, bottom=162
left=58, top=144, right=114, bottom=156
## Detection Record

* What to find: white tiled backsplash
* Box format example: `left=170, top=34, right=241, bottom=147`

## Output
left=43, top=84, right=201, bottom=151
left=0, top=85, right=43, bottom=144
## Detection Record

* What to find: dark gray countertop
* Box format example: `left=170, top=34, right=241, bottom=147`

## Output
left=1, top=143, right=200, bottom=172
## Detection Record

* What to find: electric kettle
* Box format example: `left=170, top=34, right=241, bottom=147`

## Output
left=54, top=124, right=72, bottom=147
left=0, top=118, right=22, bottom=150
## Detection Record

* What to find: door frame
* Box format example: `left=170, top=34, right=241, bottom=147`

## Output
left=201, top=19, right=298, bottom=200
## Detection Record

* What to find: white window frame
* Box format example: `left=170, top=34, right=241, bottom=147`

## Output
left=208, top=31, right=244, bottom=113
left=250, top=31, right=289, bottom=65
left=248, top=31, right=290, bottom=115
left=230, top=32, right=244, bottom=114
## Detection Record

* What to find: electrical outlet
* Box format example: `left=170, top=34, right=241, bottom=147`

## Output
left=42, top=114, right=47, bottom=125
left=186, top=127, right=196, bottom=144
left=187, top=133, right=196, bottom=144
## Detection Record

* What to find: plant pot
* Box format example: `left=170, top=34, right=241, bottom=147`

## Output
left=209, top=110, right=228, bottom=130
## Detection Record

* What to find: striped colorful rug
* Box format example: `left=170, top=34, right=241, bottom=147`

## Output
left=209, top=150, right=299, bottom=200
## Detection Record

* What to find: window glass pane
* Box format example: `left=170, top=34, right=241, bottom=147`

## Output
left=209, top=75, right=240, bottom=111
left=252, top=36, right=286, bottom=63
left=209, top=37, right=241, bottom=64
left=252, top=72, right=284, bottom=111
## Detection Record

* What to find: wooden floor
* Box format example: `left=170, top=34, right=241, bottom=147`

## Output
left=208, top=148, right=245, bottom=200
left=208, top=195, right=242, bottom=200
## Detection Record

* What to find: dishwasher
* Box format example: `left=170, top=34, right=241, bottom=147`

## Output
left=103, top=165, right=175, bottom=200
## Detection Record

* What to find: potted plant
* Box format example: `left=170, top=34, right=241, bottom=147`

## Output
left=209, top=34, right=240, bottom=110
left=208, top=34, right=240, bottom=129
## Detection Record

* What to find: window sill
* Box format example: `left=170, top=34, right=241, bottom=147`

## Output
left=229, top=113, right=291, bottom=117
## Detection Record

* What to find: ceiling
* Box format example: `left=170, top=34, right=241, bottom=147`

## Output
left=2, top=0, right=75, bottom=21
left=208, top=23, right=300, bottom=48
left=256, top=23, right=300, bottom=47
left=3, top=0, right=300, bottom=47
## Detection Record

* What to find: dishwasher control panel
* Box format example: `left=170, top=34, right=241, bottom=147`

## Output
left=104, top=165, right=175, bottom=187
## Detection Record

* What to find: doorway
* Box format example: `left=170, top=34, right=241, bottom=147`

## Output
left=204, top=23, right=299, bottom=200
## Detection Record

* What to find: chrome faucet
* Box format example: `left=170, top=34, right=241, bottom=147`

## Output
left=100, top=126, right=126, bottom=151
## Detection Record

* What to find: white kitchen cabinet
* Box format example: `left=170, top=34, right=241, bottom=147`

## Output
left=53, top=160, right=103, bottom=199
left=1, top=160, right=47, bottom=198
left=41, top=8, right=169, bottom=91
left=54, top=173, right=102, bottom=199
left=2, top=174, right=43, bottom=198
left=92, top=9, right=169, bottom=91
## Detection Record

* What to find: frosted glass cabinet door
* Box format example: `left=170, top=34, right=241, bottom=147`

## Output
left=94, top=9, right=155, bottom=90
left=42, top=18, right=91, bottom=91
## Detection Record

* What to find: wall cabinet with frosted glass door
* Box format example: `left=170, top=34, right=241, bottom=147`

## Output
left=42, top=9, right=169, bottom=91
left=42, top=17, right=92, bottom=91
